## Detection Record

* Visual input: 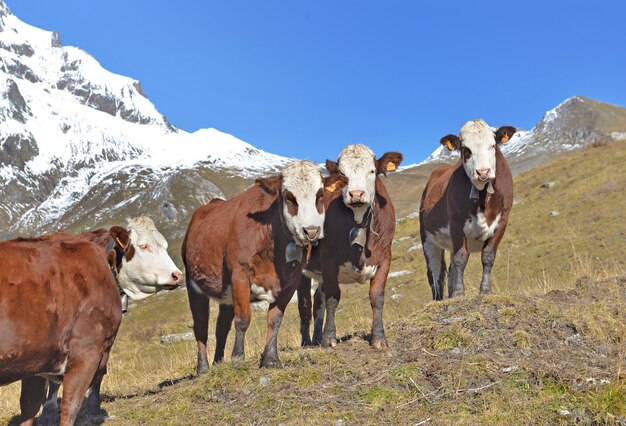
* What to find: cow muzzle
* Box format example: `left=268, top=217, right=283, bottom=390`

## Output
left=476, top=168, right=491, bottom=182
left=164, top=271, right=183, bottom=289
left=303, top=226, right=321, bottom=242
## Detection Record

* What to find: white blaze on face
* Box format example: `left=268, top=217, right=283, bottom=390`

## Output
left=281, top=160, right=325, bottom=246
left=459, top=120, right=498, bottom=190
left=117, top=216, right=182, bottom=301
left=337, top=144, right=377, bottom=223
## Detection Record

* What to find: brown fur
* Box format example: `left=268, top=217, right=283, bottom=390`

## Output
left=0, top=236, right=122, bottom=426
left=182, top=176, right=334, bottom=370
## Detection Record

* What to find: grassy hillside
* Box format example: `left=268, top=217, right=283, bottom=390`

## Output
left=1, top=141, right=625, bottom=424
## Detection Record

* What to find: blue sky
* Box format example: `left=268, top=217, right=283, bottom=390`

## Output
left=8, top=0, right=626, bottom=164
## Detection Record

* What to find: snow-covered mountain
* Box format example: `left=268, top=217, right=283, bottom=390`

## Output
left=0, top=1, right=289, bottom=240
left=411, top=96, right=626, bottom=174
left=2, top=0, right=626, bottom=256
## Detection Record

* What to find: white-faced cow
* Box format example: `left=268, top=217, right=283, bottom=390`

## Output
left=182, top=160, right=342, bottom=370
left=298, top=145, right=403, bottom=348
left=419, top=119, right=516, bottom=299
left=37, top=216, right=183, bottom=423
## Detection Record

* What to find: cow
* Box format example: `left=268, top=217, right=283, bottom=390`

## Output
left=36, top=217, right=183, bottom=423
left=0, top=234, right=122, bottom=426
left=419, top=119, right=516, bottom=299
left=297, top=145, right=403, bottom=349
left=182, top=160, right=342, bottom=370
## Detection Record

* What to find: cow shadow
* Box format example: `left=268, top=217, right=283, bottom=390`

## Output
left=7, top=406, right=109, bottom=426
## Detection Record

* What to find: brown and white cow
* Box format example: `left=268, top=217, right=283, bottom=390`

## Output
left=38, top=217, right=183, bottom=423
left=182, top=160, right=341, bottom=370
left=419, top=119, right=516, bottom=299
left=0, top=234, right=122, bottom=426
left=298, top=145, right=403, bottom=348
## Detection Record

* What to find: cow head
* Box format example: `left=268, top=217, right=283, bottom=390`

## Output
left=441, top=120, right=516, bottom=190
left=109, top=216, right=183, bottom=301
left=326, top=144, right=403, bottom=223
left=256, top=160, right=333, bottom=247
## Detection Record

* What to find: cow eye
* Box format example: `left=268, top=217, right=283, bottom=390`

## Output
left=139, top=244, right=150, bottom=251
left=284, top=192, right=298, bottom=206
left=369, top=169, right=376, bottom=174
left=489, top=144, right=496, bottom=150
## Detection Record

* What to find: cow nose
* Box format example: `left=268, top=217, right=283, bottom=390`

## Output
left=476, top=168, right=491, bottom=181
left=303, top=226, right=321, bottom=241
left=171, top=271, right=183, bottom=284
left=348, top=190, right=365, bottom=202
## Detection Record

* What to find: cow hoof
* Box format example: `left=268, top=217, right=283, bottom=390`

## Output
left=321, top=338, right=337, bottom=348
left=260, top=357, right=283, bottom=369
left=480, top=288, right=492, bottom=295
left=301, top=337, right=313, bottom=347
left=371, top=338, right=388, bottom=349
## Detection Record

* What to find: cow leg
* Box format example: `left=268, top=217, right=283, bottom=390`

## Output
left=39, top=380, right=60, bottom=424
left=448, top=261, right=456, bottom=298
left=58, top=354, right=102, bottom=426
left=187, top=280, right=211, bottom=374
left=480, top=249, right=496, bottom=294
left=85, top=382, right=103, bottom=417
left=214, top=304, right=235, bottom=363
left=321, top=268, right=340, bottom=348
left=85, top=346, right=112, bottom=419
left=19, top=376, right=47, bottom=426
left=311, top=283, right=325, bottom=346
left=369, top=258, right=391, bottom=348
left=451, top=235, right=469, bottom=297
left=423, top=238, right=446, bottom=300
left=260, top=304, right=285, bottom=368
left=297, top=275, right=313, bottom=347
left=231, top=272, right=251, bottom=361
left=260, top=278, right=299, bottom=368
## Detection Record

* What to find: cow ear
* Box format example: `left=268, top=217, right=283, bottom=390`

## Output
left=109, top=226, right=130, bottom=251
left=495, top=126, right=516, bottom=143
left=255, top=175, right=282, bottom=195
left=325, top=159, right=339, bottom=174
left=376, top=152, right=403, bottom=176
left=324, top=173, right=348, bottom=193
left=440, top=134, right=460, bottom=151
left=106, top=249, right=117, bottom=270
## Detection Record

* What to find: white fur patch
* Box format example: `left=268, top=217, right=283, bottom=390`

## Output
left=463, top=212, right=501, bottom=252
left=250, top=284, right=276, bottom=304
left=281, top=160, right=325, bottom=245
left=459, top=120, right=497, bottom=189
left=337, top=144, right=377, bottom=223
left=425, top=226, right=453, bottom=252
left=119, top=216, right=182, bottom=301
left=338, top=261, right=378, bottom=284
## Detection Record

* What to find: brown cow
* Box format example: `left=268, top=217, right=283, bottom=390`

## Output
left=182, top=160, right=343, bottom=370
left=0, top=234, right=122, bottom=426
left=38, top=218, right=183, bottom=423
left=298, top=145, right=403, bottom=348
left=419, top=119, right=516, bottom=299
